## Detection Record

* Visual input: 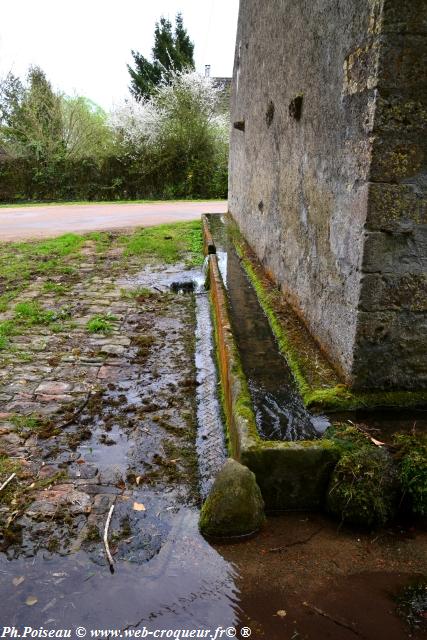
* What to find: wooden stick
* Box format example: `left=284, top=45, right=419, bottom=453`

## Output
left=0, top=473, right=16, bottom=493
left=269, top=527, right=323, bottom=553
left=302, top=602, right=363, bottom=637
left=103, top=504, right=115, bottom=573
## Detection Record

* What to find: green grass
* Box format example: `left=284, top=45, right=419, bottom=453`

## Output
left=86, top=314, right=117, bottom=334
left=0, top=198, right=224, bottom=209
left=10, top=414, right=41, bottom=431
left=121, top=220, right=203, bottom=266
left=120, top=286, right=156, bottom=300
left=0, top=320, right=16, bottom=350
left=14, top=301, right=56, bottom=325
left=42, top=282, right=70, bottom=295
left=0, top=233, right=84, bottom=302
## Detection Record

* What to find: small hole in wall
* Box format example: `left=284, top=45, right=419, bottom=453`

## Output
left=265, top=101, right=275, bottom=127
left=258, top=200, right=264, bottom=213
left=289, top=95, right=303, bottom=120
left=233, top=120, right=245, bottom=131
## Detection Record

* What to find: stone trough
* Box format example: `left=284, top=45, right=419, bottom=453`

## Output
left=202, top=214, right=339, bottom=511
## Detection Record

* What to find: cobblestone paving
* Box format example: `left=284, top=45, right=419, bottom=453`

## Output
left=0, top=235, right=200, bottom=561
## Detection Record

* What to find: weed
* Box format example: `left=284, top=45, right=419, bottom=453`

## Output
left=14, top=302, right=56, bottom=325
left=86, top=314, right=117, bottom=334
left=120, top=287, right=156, bottom=300
left=43, top=282, right=69, bottom=295
left=10, top=414, right=59, bottom=438
left=0, top=456, right=21, bottom=506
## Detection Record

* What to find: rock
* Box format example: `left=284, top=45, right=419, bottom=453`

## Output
left=27, top=486, right=91, bottom=517
left=199, top=459, right=265, bottom=538
left=101, top=345, right=125, bottom=356
left=35, top=381, right=71, bottom=395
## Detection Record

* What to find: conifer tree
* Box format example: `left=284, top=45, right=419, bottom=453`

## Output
left=128, top=13, right=195, bottom=101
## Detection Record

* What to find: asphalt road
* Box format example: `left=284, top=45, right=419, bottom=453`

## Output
left=0, top=200, right=228, bottom=241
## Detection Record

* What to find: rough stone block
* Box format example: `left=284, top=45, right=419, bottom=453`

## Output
left=366, top=183, right=426, bottom=232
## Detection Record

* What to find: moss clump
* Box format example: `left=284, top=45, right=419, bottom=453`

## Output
left=394, top=433, right=427, bottom=517
left=327, top=447, right=398, bottom=528
left=324, top=423, right=371, bottom=451
left=0, top=456, right=20, bottom=505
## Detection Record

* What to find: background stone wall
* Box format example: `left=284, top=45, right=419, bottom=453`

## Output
left=228, top=0, right=426, bottom=389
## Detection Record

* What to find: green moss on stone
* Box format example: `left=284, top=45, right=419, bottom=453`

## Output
left=225, top=216, right=427, bottom=412
left=199, top=459, right=265, bottom=538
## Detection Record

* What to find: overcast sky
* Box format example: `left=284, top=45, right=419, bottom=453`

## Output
left=0, top=0, right=239, bottom=110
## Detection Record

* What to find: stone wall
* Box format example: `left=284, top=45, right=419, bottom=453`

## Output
left=228, top=0, right=426, bottom=389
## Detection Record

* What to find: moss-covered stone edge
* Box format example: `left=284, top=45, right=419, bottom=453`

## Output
left=223, top=214, right=427, bottom=411
left=204, top=233, right=341, bottom=509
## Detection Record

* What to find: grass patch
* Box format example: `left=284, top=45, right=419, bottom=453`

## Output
left=86, top=314, right=117, bottom=334
left=10, top=413, right=59, bottom=438
left=120, top=286, right=156, bottom=300
left=121, top=220, right=203, bottom=266
left=0, top=233, right=84, bottom=309
left=14, top=301, right=56, bottom=325
left=0, top=456, right=21, bottom=505
left=42, top=281, right=70, bottom=295
left=0, top=320, right=16, bottom=350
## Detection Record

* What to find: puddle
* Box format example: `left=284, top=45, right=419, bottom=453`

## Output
left=0, top=262, right=236, bottom=630
left=0, top=510, right=239, bottom=629
left=207, top=214, right=329, bottom=441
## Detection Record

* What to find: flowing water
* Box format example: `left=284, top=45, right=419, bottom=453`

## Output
left=207, top=214, right=329, bottom=441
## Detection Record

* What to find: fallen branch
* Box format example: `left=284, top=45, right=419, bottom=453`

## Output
left=302, top=602, right=363, bottom=637
left=0, top=473, right=16, bottom=493
left=269, top=527, right=323, bottom=553
left=104, top=504, right=115, bottom=573
left=58, top=390, right=93, bottom=429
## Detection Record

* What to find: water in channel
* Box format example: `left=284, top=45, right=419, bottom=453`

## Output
left=207, top=214, right=329, bottom=442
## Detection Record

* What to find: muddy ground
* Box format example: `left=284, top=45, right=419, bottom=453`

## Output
left=0, top=224, right=425, bottom=639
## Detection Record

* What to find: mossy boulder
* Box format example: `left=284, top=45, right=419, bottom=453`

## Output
left=327, top=446, right=398, bottom=528
left=199, top=459, right=265, bottom=538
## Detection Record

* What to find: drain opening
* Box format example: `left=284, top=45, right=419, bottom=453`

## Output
left=170, top=281, right=195, bottom=294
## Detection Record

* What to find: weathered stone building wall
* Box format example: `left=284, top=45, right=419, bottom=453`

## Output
left=228, top=0, right=426, bottom=389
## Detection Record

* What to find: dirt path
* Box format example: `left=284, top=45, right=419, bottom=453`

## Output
left=0, top=200, right=227, bottom=241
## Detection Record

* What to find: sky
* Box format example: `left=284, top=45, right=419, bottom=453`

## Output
left=0, top=0, right=239, bottom=111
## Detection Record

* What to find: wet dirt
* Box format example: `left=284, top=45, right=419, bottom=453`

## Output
left=219, top=512, right=427, bottom=639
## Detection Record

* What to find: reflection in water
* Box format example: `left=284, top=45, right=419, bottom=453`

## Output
left=0, top=510, right=238, bottom=629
